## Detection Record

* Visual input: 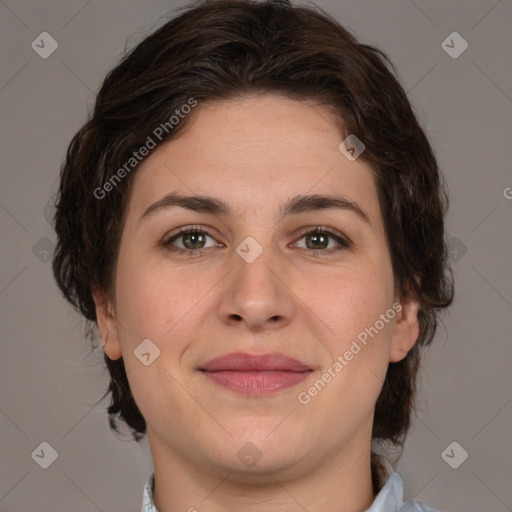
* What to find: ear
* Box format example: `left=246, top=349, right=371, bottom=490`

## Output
left=389, top=291, right=421, bottom=363
left=92, top=285, right=123, bottom=360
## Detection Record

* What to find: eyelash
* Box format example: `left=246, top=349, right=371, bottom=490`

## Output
left=162, top=225, right=351, bottom=258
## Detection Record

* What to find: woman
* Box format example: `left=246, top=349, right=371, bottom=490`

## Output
left=52, top=0, right=454, bottom=510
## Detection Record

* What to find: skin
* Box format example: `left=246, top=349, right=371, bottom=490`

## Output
left=94, top=93, right=420, bottom=512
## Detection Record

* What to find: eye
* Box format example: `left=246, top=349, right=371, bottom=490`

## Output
left=163, top=226, right=220, bottom=255
left=293, top=226, right=351, bottom=254
left=162, top=225, right=351, bottom=257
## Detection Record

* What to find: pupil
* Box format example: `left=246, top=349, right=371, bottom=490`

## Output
left=185, top=232, right=204, bottom=249
left=307, top=233, right=327, bottom=250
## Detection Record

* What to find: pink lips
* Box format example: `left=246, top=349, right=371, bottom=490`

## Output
left=199, top=352, right=312, bottom=396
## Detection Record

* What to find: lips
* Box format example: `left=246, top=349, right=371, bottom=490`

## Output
left=199, top=352, right=313, bottom=395
left=200, top=352, right=312, bottom=372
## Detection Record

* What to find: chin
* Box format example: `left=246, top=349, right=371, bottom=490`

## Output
left=202, top=428, right=311, bottom=480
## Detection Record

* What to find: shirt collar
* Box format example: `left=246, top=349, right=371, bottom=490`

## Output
left=364, top=458, right=404, bottom=511
left=141, top=459, right=407, bottom=512
left=141, top=472, right=157, bottom=512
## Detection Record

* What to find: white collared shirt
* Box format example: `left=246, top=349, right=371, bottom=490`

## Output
left=141, top=460, right=440, bottom=512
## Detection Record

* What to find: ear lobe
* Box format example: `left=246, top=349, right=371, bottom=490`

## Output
left=92, top=285, right=123, bottom=360
left=389, top=294, right=421, bottom=363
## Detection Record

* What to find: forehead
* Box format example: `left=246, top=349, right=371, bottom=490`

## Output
left=126, top=93, right=381, bottom=225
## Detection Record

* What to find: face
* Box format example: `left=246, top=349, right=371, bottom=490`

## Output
left=95, top=93, right=419, bottom=481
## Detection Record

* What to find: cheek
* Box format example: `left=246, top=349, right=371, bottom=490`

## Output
left=113, top=249, right=199, bottom=342
left=112, top=254, right=199, bottom=423
left=300, top=262, right=394, bottom=343
left=297, top=261, right=395, bottom=404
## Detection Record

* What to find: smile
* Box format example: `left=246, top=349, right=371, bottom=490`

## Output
left=201, top=369, right=312, bottom=395
left=199, top=352, right=313, bottom=396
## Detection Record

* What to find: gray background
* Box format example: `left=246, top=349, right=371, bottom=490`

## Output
left=0, top=0, right=511, bottom=511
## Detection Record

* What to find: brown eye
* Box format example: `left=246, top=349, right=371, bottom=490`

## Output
left=293, top=227, right=351, bottom=254
left=164, top=228, right=218, bottom=254
left=179, top=231, right=208, bottom=250
left=304, top=232, right=329, bottom=250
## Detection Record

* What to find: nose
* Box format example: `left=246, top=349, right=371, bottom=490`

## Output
left=217, top=244, right=296, bottom=332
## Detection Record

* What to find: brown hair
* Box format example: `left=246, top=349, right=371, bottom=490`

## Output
left=51, top=0, right=454, bottom=492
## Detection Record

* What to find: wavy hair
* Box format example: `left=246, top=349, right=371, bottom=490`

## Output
left=51, top=0, right=454, bottom=493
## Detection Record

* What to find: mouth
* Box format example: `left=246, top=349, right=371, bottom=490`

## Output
left=199, top=352, right=313, bottom=396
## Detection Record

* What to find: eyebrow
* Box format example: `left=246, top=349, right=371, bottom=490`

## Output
left=139, top=192, right=371, bottom=225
